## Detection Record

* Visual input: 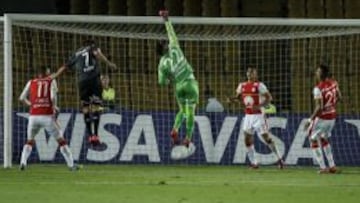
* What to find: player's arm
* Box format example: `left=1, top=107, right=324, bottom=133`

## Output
left=304, top=87, right=322, bottom=129
left=227, top=83, right=242, bottom=103
left=159, top=10, right=179, bottom=48
left=255, top=83, right=273, bottom=109
left=94, top=48, right=117, bottom=70
left=335, top=83, right=343, bottom=103
left=50, top=65, right=67, bottom=79
left=158, top=62, right=170, bottom=86
left=19, top=81, right=31, bottom=106
left=226, top=93, right=241, bottom=103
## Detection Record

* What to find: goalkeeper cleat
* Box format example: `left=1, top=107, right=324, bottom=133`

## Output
left=170, top=130, right=180, bottom=145
left=19, top=164, right=26, bottom=171
left=277, top=159, right=285, bottom=169
left=182, top=138, right=191, bottom=148
left=88, top=135, right=101, bottom=146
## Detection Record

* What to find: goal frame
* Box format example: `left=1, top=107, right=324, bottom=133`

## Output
left=3, top=14, right=360, bottom=168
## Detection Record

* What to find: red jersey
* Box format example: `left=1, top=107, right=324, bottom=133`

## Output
left=313, top=79, right=338, bottom=120
left=20, top=77, right=55, bottom=115
left=236, top=81, right=268, bottom=114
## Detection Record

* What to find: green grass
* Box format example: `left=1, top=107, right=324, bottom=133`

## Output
left=0, top=164, right=359, bottom=203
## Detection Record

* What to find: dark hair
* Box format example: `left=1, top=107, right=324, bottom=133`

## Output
left=319, top=64, right=331, bottom=80
left=156, top=40, right=167, bottom=56
left=39, top=65, right=48, bottom=75
left=83, top=39, right=96, bottom=47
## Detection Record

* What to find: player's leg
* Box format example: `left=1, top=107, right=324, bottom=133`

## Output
left=45, top=116, right=78, bottom=170
left=309, top=118, right=327, bottom=172
left=320, top=120, right=337, bottom=173
left=181, top=79, right=199, bottom=147
left=79, top=81, right=94, bottom=141
left=171, top=101, right=185, bottom=145
left=255, top=114, right=284, bottom=168
left=20, top=116, right=40, bottom=170
left=242, top=115, right=258, bottom=168
left=90, top=77, right=103, bottom=140
left=245, top=132, right=258, bottom=168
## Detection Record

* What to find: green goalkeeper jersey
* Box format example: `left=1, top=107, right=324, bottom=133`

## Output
left=158, top=21, right=195, bottom=86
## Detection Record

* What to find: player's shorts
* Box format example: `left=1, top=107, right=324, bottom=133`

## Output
left=242, top=114, right=269, bottom=135
left=27, top=115, right=62, bottom=140
left=175, top=79, right=199, bottom=105
left=78, top=77, right=102, bottom=105
left=308, top=118, right=335, bottom=140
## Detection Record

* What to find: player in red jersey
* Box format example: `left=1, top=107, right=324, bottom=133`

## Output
left=228, top=66, right=284, bottom=169
left=18, top=66, right=79, bottom=171
left=304, top=64, right=342, bottom=174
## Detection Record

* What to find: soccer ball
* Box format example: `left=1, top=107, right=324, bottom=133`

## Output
left=170, top=143, right=196, bottom=160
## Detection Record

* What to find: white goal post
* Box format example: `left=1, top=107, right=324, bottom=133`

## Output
left=3, top=14, right=360, bottom=168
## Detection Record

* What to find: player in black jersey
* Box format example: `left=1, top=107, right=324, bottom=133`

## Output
left=54, top=39, right=116, bottom=146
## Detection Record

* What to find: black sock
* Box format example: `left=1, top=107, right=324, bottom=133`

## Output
left=84, top=112, right=93, bottom=136
left=92, top=111, right=101, bottom=136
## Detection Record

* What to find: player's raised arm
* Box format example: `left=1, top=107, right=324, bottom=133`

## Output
left=159, top=10, right=179, bottom=48
left=94, top=48, right=117, bottom=70
left=19, top=81, right=31, bottom=106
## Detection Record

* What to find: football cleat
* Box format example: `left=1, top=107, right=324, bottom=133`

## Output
left=19, top=164, right=26, bottom=171
left=69, top=164, right=81, bottom=171
left=182, top=138, right=191, bottom=148
left=329, top=166, right=340, bottom=174
left=170, top=130, right=180, bottom=145
left=249, top=164, right=259, bottom=169
left=88, top=135, right=101, bottom=146
left=318, top=168, right=329, bottom=174
left=277, top=159, right=285, bottom=169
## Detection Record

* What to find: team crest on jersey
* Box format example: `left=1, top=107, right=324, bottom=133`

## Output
left=252, top=87, right=256, bottom=92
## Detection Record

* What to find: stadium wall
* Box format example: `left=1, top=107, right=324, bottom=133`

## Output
left=8, top=110, right=360, bottom=166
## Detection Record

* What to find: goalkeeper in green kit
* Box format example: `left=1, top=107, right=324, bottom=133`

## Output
left=157, top=10, right=199, bottom=148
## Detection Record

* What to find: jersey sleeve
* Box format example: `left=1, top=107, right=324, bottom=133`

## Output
left=258, top=82, right=269, bottom=94
left=158, top=57, right=170, bottom=86
left=236, top=83, right=242, bottom=95
left=165, top=21, right=179, bottom=48
left=19, top=81, right=31, bottom=101
left=66, top=53, right=78, bottom=68
left=313, top=87, right=322, bottom=99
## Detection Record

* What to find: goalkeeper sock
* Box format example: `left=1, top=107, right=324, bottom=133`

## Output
left=246, top=145, right=257, bottom=165
left=84, top=112, right=93, bottom=135
left=311, top=141, right=326, bottom=169
left=185, top=104, right=195, bottom=140
left=321, top=139, right=335, bottom=168
left=60, top=145, right=74, bottom=168
left=173, top=107, right=185, bottom=131
left=92, top=111, right=101, bottom=135
left=20, top=144, right=32, bottom=165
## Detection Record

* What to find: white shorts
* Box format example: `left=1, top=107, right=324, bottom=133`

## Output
left=242, top=114, right=269, bottom=135
left=308, top=118, right=335, bottom=140
left=27, top=115, right=62, bottom=140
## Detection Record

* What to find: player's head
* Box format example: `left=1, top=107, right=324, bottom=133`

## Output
left=246, top=66, right=258, bottom=81
left=101, top=74, right=110, bottom=88
left=37, top=66, right=48, bottom=78
left=156, top=40, right=168, bottom=56
left=83, top=39, right=96, bottom=48
left=316, top=64, right=331, bottom=81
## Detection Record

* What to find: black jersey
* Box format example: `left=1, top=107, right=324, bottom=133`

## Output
left=66, top=45, right=100, bottom=82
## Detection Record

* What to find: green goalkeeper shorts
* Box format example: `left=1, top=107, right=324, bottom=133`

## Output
left=175, top=79, right=199, bottom=105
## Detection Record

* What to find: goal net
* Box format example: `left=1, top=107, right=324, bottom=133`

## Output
left=2, top=15, right=360, bottom=168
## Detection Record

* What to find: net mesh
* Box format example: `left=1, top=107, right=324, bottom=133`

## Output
left=5, top=17, right=360, bottom=166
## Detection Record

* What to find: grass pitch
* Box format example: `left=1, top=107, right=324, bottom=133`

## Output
left=0, top=165, right=359, bottom=203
